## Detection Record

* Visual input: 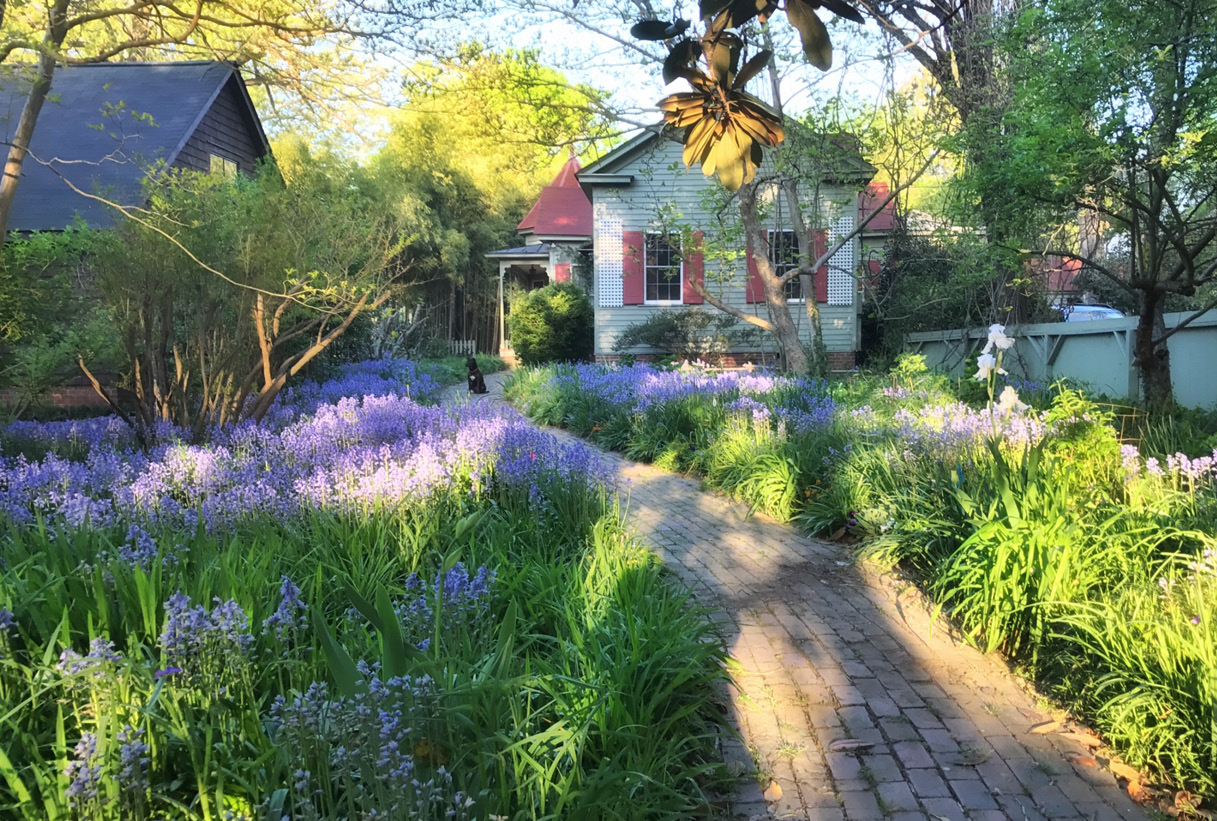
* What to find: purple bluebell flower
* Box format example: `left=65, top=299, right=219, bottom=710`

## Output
left=57, top=638, right=122, bottom=677
left=398, top=564, right=496, bottom=651
left=263, top=576, right=308, bottom=643
left=159, top=592, right=252, bottom=684
left=64, top=733, right=103, bottom=804
left=117, top=725, right=150, bottom=791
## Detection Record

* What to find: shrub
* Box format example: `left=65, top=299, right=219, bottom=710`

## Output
left=613, top=308, right=761, bottom=361
left=508, top=282, right=593, bottom=365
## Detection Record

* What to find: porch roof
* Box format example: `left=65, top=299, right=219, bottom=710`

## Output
left=485, top=242, right=550, bottom=259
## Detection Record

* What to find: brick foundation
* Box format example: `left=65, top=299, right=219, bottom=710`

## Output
left=597, top=350, right=859, bottom=370
left=827, top=351, right=856, bottom=371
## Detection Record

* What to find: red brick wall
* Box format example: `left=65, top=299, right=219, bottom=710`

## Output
left=827, top=351, right=856, bottom=371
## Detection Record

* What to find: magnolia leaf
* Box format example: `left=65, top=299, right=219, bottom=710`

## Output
left=785, top=0, right=833, bottom=70
left=763, top=780, right=783, bottom=801
left=631, top=19, right=674, bottom=40
left=683, top=114, right=720, bottom=169
left=710, top=39, right=738, bottom=84
left=1175, top=791, right=1200, bottom=812
left=700, top=0, right=733, bottom=18
left=1108, top=761, right=1142, bottom=782
left=1057, top=731, right=1102, bottom=749
left=714, top=126, right=750, bottom=191
left=828, top=739, right=875, bottom=751
left=733, top=50, right=772, bottom=90
left=1029, top=720, right=1061, bottom=734
left=710, top=0, right=768, bottom=32
left=1064, top=752, right=1098, bottom=768
left=663, top=40, right=700, bottom=84
left=816, top=0, right=865, bottom=23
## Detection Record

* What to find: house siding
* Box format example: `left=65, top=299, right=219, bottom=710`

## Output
left=173, top=78, right=266, bottom=175
left=588, top=138, right=862, bottom=361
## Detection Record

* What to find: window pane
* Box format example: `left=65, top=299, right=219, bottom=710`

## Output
left=645, top=233, right=681, bottom=302
left=771, top=230, right=803, bottom=300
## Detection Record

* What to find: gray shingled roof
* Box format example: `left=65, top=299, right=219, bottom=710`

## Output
left=484, top=243, right=551, bottom=258
left=0, top=61, right=251, bottom=231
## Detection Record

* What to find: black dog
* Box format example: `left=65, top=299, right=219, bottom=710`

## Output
left=467, top=357, right=488, bottom=394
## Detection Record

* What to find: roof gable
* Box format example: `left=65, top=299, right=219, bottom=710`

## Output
left=517, top=154, right=592, bottom=238
left=578, top=125, right=876, bottom=188
left=0, top=61, right=271, bottom=232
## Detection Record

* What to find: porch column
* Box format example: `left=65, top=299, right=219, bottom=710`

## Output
left=498, top=261, right=507, bottom=356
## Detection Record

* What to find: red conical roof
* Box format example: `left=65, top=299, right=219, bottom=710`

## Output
left=517, top=154, right=593, bottom=237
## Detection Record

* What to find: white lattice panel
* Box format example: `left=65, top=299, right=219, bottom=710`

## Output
left=595, top=211, right=623, bottom=308
left=827, top=214, right=856, bottom=306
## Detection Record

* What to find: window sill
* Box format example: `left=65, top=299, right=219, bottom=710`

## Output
left=644, top=300, right=684, bottom=307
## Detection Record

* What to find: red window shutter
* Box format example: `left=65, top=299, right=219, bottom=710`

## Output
left=745, top=230, right=766, bottom=303
left=623, top=232, right=644, bottom=305
left=814, top=229, right=829, bottom=303
left=554, top=263, right=571, bottom=284
left=683, top=231, right=704, bottom=304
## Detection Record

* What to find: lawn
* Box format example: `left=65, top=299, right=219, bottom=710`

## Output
left=505, top=344, right=1217, bottom=800
left=0, top=357, right=729, bottom=820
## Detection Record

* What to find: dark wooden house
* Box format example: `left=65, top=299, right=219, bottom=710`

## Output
left=0, top=61, right=272, bottom=231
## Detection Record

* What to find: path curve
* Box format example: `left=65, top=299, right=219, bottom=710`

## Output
left=449, top=372, right=1149, bottom=821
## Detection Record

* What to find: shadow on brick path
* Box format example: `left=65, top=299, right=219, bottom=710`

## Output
left=452, top=372, right=1150, bottom=821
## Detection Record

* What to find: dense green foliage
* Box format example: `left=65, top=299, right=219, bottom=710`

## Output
left=508, top=359, right=1217, bottom=797
left=862, top=231, right=1055, bottom=366
left=959, top=0, right=1217, bottom=405
left=508, top=283, right=593, bottom=366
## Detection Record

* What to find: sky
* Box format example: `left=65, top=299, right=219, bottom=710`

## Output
left=340, top=4, right=923, bottom=152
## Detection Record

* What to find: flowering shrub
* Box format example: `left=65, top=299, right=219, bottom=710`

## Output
left=0, top=359, right=727, bottom=820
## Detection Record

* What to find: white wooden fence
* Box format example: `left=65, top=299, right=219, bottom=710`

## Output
left=448, top=339, right=477, bottom=357
left=906, top=311, right=1217, bottom=409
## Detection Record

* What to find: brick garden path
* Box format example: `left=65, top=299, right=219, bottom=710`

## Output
left=450, top=373, right=1149, bottom=821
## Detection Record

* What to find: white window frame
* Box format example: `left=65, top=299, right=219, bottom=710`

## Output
left=769, top=229, right=804, bottom=303
left=643, top=233, right=683, bottom=305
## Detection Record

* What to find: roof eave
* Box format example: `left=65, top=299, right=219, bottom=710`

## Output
left=576, top=173, right=635, bottom=200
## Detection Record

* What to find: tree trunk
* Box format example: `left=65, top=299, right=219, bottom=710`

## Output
left=738, top=183, right=811, bottom=373
left=1134, top=291, right=1173, bottom=410
left=0, top=0, right=69, bottom=246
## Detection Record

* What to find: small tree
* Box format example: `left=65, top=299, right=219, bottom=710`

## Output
left=81, top=163, right=411, bottom=438
left=968, top=0, right=1217, bottom=407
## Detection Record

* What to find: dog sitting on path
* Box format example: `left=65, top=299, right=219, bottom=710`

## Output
left=467, top=357, right=488, bottom=394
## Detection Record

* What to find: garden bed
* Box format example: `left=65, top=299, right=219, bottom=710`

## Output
left=505, top=354, right=1217, bottom=805
left=0, top=358, right=729, bottom=820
